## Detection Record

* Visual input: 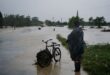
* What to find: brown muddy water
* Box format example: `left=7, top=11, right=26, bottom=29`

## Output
left=0, top=27, right=89, bottom=75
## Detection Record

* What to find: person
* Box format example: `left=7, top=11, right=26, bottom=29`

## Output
left=67, top=21, right=85, bottom=72
left=53, top=28, right=55, bottom=31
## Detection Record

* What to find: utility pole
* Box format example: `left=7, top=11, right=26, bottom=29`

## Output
left=52, top=17, right=55, bottom=26
left=61, top=18, right=62, bottom=23
left=76, top=10, right=79, bottom=19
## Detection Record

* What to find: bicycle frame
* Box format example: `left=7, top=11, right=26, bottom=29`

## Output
left=42, top=39, right=60, bottom=57
left=36, top=39, right=61, bottom=67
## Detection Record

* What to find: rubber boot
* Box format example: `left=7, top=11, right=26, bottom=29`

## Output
left=74, top=61, right=81, bottom=72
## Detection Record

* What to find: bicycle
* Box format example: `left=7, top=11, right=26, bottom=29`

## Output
left=36, top=39, right=61, bottom=67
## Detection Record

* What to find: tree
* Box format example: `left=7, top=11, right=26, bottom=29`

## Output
left=68, top=16, right=80, bottom=28
left=8, top=15, right=15, bottom=27
left=25, top=16, right=31, bottom=26
left=94, top=16, right=106, bottom=28
left=0, top=12, right=3, bottom=28
left=80, top=18, right=84, bottom=28
left=31, top=17, right=39, bottom=26
left=68, top=11, right=82, bottom=28
left=89, top=17, right=95, bottom=28
left=89, top=17, right=93, bottom=25
left=100, top=17, right=106, bottom=26
left=31, top=17, right=43, bottom=26
left=45, top=20, right=52, bottom=26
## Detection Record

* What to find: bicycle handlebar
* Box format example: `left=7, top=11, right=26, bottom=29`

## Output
left=47, top=42, right=60, bottom=47
left=42, top=39, right=52, bottom=43
left=42, top=39, right=60, bottom=47
left=52, top=42, right=60, bottom=46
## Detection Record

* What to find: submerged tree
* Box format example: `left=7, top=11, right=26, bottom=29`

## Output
left=94, top=16, right=106, bottom=28
left=31, top=17, right=39, bottom=25
left=68, top=11, right=82, bottom=28
left=0, top=11, right=3, bottom=28
left=68, top=16, right=78, bottom=28
left=3, top=14, right=43, bottom=27
left=80, top=18, right=84, bottom=28
left=89, top=17, right=93, bottom=25
left=45, top=20, right=52, bottom=26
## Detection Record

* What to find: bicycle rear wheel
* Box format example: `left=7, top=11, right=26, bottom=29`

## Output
left=53, top=48, right=61, bottom=62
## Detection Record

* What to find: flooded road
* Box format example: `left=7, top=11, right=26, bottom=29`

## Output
left=0, top=26, right=110, bottom=75
left=0, top=27, right=45, bottom=75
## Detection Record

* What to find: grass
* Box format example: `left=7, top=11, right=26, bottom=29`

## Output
left=82, top=44, right=110, bottom=75
left=56, top=34, right=110, bottom=75
left=56, top=34, right=68, bottom=49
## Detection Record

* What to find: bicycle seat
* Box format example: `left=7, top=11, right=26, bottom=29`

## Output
left=52, top=42, right=56, bottom=44
left=52, top=42, right=60, bottom=46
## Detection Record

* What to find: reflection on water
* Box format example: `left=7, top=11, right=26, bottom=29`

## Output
left=35, top=62, right=61, bottom=75
left=35, top=62, right=81, bottom=75
left=75, top=72, right=80, bottom=75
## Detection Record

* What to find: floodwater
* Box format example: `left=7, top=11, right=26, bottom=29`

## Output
left=0, top=26, right=110, bottom=75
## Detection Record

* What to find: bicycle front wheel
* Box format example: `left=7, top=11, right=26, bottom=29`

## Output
left=53, top=48, right=61, bottom=62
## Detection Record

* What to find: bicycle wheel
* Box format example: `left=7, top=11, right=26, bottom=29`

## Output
left=53, top=48, right=61, bottom=62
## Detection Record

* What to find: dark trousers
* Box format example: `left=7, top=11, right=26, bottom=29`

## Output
left=74, top=61, right=81, bottom=72
left=74, top=55, right=82, bottom=72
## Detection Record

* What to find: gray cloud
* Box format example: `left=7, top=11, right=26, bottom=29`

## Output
left=0, top=0, right=110, bottom=22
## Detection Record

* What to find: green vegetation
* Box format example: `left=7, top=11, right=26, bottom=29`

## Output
left=68, top=11, right=84, bottom=28
left=68, top=16, right=107, bottom=29
left=0, top=11, right=67, bottom=28
left=56, top=34, right=68, bottom=49
left=68, top=16, right=79, bottom=28
left=0, top=11, right=110, bottom=28
left=45, top=20, right=67, bottom=26
left=88, top=16, right=106, bottom=28
left=3, top=14, right=43, bottom=28
left=68, top=11, right=107, bottom=29
left=89, top=17, right=94, bottom=28
left=56, top=34, right=110, bottom=75
left=82, top=44, right=110, bottom=75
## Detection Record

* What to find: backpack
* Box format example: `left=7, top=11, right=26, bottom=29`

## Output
left=36, top=49, right=52, bottom=67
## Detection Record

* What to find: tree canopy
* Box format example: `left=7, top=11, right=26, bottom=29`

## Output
left=0, top=11, right=109, bottom=28
left=3, top=14, right=43, bottom=27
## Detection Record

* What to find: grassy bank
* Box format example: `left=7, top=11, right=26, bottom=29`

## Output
left=56, top=34, right=68, bottom=49
left=82, top=44, right=110, bottom=75
left=56, top=34, right=110, bottom=75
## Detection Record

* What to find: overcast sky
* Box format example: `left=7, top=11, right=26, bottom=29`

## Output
left=0, top=0, right=110, bottom=22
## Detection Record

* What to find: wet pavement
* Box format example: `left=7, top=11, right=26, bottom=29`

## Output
left=0, top=26, right=110, bottom=75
